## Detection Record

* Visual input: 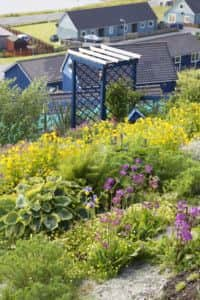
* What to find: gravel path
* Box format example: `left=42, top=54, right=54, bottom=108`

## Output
left=81, top=263, right=169, bottom=300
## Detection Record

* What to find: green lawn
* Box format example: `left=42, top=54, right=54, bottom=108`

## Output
left=14, top=22, right=58, bottom=47
left=0, top=51, right=66, bottom=65
left=153, top=5, right=169, bottom=21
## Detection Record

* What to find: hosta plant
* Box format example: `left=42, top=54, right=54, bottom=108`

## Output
left=0, top=176, right=85, bottom=240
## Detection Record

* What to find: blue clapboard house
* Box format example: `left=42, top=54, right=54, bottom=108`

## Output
left=4, top=54, right=65, bottom=91
left=164, top=0, right=200, bottom=25
left=57, top=2, right=157, bottom=41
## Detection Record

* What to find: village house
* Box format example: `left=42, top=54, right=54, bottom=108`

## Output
left=128, top=32, right=200, bottom=71
left=164, top=0, right=200, bottom=25
left=57, top=2, right=157, bottom=41
left=4, top=54, right=65, bottom=90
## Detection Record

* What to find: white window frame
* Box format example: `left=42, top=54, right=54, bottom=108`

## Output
left=168, top=13, right=176, bottom=24
left=184, top=15, right=191, bottom=23
left=175, top=56, right=181, bottom=64
left=191, top=52, right=199, bottom=63
left=109, top=26, right=114, bottom=35
left=140, top=21, right=145, bottom=28
left=124, top=24, right=128, bottom=32
left=148, top=20, right=154, bottom=28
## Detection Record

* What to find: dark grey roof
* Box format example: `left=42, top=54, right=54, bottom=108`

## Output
left=133, top=33, right=200, bottom=57
left=185, top=0, right=200, bottom=13
left=17, top=54, right=65, bottom=83
left=67, top=2, right=157, bottom=30
left=115, top=42, right=177, bottom=85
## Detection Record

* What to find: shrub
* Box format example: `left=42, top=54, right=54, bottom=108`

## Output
left=0, top=80, right=48, bottom=145
left=106, top=78, right=142, bottom=122
left=0, top=235, right=79, bottom=300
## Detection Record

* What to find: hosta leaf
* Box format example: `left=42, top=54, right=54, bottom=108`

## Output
left=15, top=222, right=25, bottom=237
left=0, top=220, right=5, bottom=232
left=55, top=208, right=73, bottom=221
left=53, top=196, right=71, bottom=207
left=41, top=201, right=52, bottom=213
left=4, top=212, right=18, bottom=225
left=5, top=225, right=16, bottom=238
left=30, top=218, right=41, bottom=233
left=19, top=210, right=32, bottom=225
left=31, top=201, right=41, bottom=212
left=43, top=214, right=59, bottom=231
left=16, top=194, right=27, bottom=209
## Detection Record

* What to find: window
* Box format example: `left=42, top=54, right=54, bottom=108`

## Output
left=191, top=52, right=199, bottom=63
left=109, top=26, right=114, bottom=34
left=175, top=56, right=181, bottom=64
left=168, top=14, right=176, bottom=23
left=180, top=4, right=183, bottom=8
left=148, top=20, right=154, bottom=27
left=184, top=15, right=191, bottom=23
left=81, top=31, right=86, bottom=37
left=140, top=21, right=145, bottom=28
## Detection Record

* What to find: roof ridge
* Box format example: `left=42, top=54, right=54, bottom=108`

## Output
left=68, top=1, right=150, bottom=14
left=17, top=53, right=65, bottom=65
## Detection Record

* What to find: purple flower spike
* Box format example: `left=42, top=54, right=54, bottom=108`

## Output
left=121, top=164, right=130, bottom=171
left=135, top=158, right=142, bottom=164
left=126, top=186, right=134, bottom=194
left=112, top=197, right=121, bottom=205
left=145, top=164, right=153, bottom=174
left=189, top=207, right=200, bottom=217
left=103, top=177, right=116, bottom=191
left=177, top=200, right=188, bottom=211
left=131, top=165, right=138, bottom=172
left=116, top=189, right=125, bottom=197
left=120, top=170, right=127, bottom=176
left=133, top=174, right=145, bottom=185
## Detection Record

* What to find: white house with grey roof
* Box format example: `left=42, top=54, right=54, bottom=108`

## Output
left=57, top=2, right=157, bottom=41
left=0, top=26, right=13, bottom=49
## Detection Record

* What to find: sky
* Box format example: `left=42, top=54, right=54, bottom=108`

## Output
left=0, top=0, right=102, bottom=15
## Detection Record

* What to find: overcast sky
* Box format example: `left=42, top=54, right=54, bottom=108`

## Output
left=0, top=0, right=102, bottom=15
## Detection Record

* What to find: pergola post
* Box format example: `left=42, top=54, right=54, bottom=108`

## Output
left=100, top=66, right=107, bottom=120
left=71, top=60, right=77, bottom=128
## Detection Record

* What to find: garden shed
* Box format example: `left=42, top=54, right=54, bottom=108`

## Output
left=61, top=44, right=140, bottom=127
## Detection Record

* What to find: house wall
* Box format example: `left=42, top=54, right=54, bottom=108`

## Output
left=4, top=64, right=31, bottom=90
left=0, top=36, right=9, bottom=50
left=164, top=0, right=195, bottom=24
left=173, top=54, right=200, bottom=71
left=78, top=19, right=157, bottom=39
left=137, top=81, right=176, bottom=97
left=57, top=13, right=78, bottom=40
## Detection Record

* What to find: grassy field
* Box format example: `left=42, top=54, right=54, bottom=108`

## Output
left=14, top=22, right=58, bottom=47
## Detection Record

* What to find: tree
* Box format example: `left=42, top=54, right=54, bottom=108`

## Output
left=0, top=80, right=48, bottom=145
left=106, top=78, right=142, bottom=122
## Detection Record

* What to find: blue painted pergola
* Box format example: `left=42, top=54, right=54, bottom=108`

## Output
left=67, top=45, right=140, bottom=128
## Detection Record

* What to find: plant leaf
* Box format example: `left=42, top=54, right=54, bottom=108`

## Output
left=55, top=208, right=73, bottom=221
left=43, top=214, right=59, bottom=231
left=4, top=212, right=18, bottom=225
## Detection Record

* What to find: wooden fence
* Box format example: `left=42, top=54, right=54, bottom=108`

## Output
left=3, top=26, right=54, bottom=56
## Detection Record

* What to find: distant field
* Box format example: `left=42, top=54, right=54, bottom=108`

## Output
left=14, top=22, right=58, bottom=47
